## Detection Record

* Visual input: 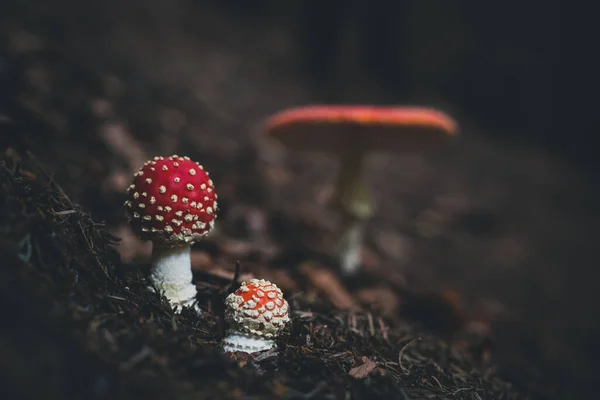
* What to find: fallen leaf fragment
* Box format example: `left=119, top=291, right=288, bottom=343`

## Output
left=348, top=356, right=377, bottom=379
left=300, top=262, right=357, bottom=310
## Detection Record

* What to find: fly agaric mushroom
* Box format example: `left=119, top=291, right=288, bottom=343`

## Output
left=124, top=155, right=218, bottom=313
left=263, top=105, right=457, bottom=274
left=222, top=279, right=290, bottom=353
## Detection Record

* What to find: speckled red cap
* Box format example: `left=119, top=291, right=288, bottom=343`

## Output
left=124, top=155, right=218, bottom=245
left=225, top=279, right=290, bottom=338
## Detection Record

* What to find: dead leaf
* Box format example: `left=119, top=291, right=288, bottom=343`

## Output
left=191, top=251, right=213, bottom=270
left=110, top=225, right=151, bottom=263
left=206, top=266, right=254, bottom=283
left=268, top=269, right=298, bottom=293
left=357, top=285, right=401, bottom=316
left=98, top=122, right=146, bottom=171
left=348, top=356, right=377, bottom=379
left=300, top=262, right=357, bottom=310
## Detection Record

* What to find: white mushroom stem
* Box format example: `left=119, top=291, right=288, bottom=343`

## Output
left=331, top=151, right=374, bottom=275
left=149, top=243, right=199, bottom=313
left=221, top=330, right=276, bottom=354
left=335, top=216, right=368, bottom=275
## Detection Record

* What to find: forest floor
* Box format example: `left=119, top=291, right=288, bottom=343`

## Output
left=1, top=2, right=598, bottom=399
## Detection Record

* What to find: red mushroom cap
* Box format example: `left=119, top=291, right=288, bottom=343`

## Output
left=263, top=105, right=458, bottom=154
left=225, top=279, right=290, bottom=338
left=124, top=155, right=217, bottom=245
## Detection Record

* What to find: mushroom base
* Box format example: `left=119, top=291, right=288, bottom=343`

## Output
left=221, top=331, right=276, bottom=354
left=149, top=244, right=200, bottom=314
left=335, top=216, right=367, bottom=275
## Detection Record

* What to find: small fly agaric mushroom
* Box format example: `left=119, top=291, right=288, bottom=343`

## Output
left=222, top=279, right=290, bottom=354
left=124, top=155, right=218, bottom=313
left=263, top=105, right=457, bottom=274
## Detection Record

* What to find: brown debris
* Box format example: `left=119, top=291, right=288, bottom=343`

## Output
left=205, top=266, right=254, bottom=283
left=190, top=250, right=213, bottom=271
left=268, top=269, right=299, bottom=294
left=360, top=245, right=380, bottom=271
left=348, top=356, right=378, bottom=379
left=110, top=225, right=152, bottom=263
left=356, top=285, right=401, bottom=317
left=372, top=229, right=412, bottom=263
left=98, top=122, right=147, bottom=172
left=299, top=262, right=357, bottom=310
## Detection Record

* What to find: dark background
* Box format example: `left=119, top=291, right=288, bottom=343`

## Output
left=3, top=1, right=596, bottom=399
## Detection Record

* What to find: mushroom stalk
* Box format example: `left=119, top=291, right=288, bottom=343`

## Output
left=221, top=330, right=276, bottom=353
left=335, top=216, right=367, bottom=275
left=331, top=151, right=374, bottom=274
left=149, top=243, right=198, bottom=311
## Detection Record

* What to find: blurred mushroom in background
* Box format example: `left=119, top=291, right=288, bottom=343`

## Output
left=263, top=105, right=457, bottom=274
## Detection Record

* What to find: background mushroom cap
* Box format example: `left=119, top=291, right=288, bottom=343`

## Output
left=263, top=105, right=458, bottom=155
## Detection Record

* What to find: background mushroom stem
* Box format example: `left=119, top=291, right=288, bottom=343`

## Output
left=331, top=151, right=374, bottom=274
left=149, top=243, right=198, bottom=310
left=335, top=216, right=368, bottom=275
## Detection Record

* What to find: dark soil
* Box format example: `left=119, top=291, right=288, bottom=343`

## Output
left=0, top=149, right=523, bottom=399
left=1, top=2, right=597, bottom=400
